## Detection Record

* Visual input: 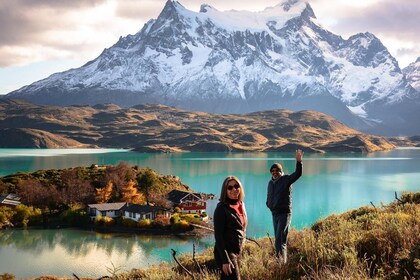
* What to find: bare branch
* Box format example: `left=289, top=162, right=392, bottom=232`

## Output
left=193, top=243, right=204, bottom=274
left=395, top=191, right=404, bottom=204
left=171, top=248, right=195, bottom=279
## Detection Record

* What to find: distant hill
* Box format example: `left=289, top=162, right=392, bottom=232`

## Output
left=0, top=99, right=405, bottom=153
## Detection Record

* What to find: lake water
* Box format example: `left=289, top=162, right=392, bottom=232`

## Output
left=1, top=148, right=420, bottom=278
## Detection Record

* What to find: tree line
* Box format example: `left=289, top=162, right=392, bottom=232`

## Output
left=0, top=162, right=191, bottom=212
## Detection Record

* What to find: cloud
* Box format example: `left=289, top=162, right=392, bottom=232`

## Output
left=309, top=0, right=420, bottom=65
left=0, top=0, right=134, bottom=67
left=0, top=0, right=418, bottom=69
left=115, top=0, right=164, bottom=20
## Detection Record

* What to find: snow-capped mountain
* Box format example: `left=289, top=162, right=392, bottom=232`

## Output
left=403, top=57, right=420, bottom=91
left=6, top=0, right=420, bottom=136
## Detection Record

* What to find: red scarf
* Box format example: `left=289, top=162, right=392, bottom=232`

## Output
left=229, top=201, right=247, bottom=228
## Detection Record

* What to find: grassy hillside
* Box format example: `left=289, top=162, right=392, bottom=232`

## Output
left=117, top=192, right=420, bottom=280
left=3, top=192, right=417, bottom=280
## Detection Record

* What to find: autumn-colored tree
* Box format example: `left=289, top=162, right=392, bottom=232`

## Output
left=121, top=180, right=145, bottom=204
left=104, top=162, right=136, bottom=201
left=137, top=168, right=160, bottom=205
left=59, top=169, right=95, bottom=206
left=95, top=181, right=113, bottom=203
left=17, top=178, right=54, bottom=209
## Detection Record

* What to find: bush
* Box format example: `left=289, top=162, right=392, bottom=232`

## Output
left=94, top=216, right=115, bottom=226
left=153, top=215, right=170, bottom=228
left=121, top=217, right=137, bottom=228
left=0, top=206, right=14, bottom=228
left=0, top=273, right=16, bottom=280
left=171, top=220, right=191, bottom=231
left=60, top=204, right=89, bottom=225
left=138, top=219, right=152, bottom=228
left=12, top=204, right=42, bottom=227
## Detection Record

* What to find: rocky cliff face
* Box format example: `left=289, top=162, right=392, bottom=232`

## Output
left=403, top=57, right=420, bottom=91
left=6, top=0, right=420, bottom=136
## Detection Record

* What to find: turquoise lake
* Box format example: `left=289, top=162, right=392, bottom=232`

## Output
left=0, top=148, right=420, bottom=278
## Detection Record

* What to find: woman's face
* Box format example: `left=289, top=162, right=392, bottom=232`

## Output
left=226, top=179, right=240, bottom=200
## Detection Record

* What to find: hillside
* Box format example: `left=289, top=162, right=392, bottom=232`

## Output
left=2, top=192, right=418, bottom=280
left=0, top=99, right=400, bottom=153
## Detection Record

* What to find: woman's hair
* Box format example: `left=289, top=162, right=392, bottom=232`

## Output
left=219, top=175, right=245, bottom=202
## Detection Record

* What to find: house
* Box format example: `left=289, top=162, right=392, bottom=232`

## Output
left=167, top=190, right=206, bottom=214
left=122, top=204, right=170, bottom=222
left=87, top=202, right=126, bottom=220
left=0, top=194, right=21, bottom=207
left=87, top=202, right=171, bottom=222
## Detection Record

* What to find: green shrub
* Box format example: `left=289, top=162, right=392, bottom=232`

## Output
left=171, top=220, right=191, bottom=231
left=60, top=204, right=89, bottom=225
left=121, top=217, right=137, bottom=228
left=12, top=204, right=42, bottom=227
left=0, top=206, right=14, bottom=227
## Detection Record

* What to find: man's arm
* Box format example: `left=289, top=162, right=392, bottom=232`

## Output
left=289, top=149, right=303, bottom=183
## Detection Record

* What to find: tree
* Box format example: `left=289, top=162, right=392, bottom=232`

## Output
left=12, top=204, right=42, bottom=228
left=121, top=180, right=145, bottom=204
left=56, top=168, right=95, bottom=206
left=137, top=168, right=160, bottom=205
left=0, top=206, right=14, bottom=228
left=0, top=180, right=7, bottom=194
left=17, top=178, right=54, bottom=209
left=149, top=192, right=172, bottom=208
left=103, top=162, right=136, bottom=201
left=95, top=181, right=113, bottom=203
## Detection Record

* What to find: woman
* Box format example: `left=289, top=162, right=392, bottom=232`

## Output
left=214, top=176, right=247, bottom=280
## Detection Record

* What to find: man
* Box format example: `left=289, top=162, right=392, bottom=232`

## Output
left=266, top=149, right=303, bottom=263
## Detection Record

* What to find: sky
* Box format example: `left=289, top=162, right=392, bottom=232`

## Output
left=0, top=0, right=419, bottom=95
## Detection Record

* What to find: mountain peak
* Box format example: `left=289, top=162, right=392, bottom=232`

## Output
left=280, top=0, right=301, bottom=11
left=158, top=0, right=187, bottom=20
left=6, top=1, right=418, bottom=136
left=199, top=4, right=216, bottom=13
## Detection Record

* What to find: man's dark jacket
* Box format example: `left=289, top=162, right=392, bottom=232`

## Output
left=213, top=201, right=246, bottom=264
left=266, top=161, right=302, bottom=213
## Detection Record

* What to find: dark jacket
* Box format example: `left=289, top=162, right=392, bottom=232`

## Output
left=213, top=201, right=247, bottom=265
left=266, top=161, right=302, bottom=213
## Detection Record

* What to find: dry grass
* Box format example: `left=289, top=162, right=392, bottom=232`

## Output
left=2, top=192, right=419, bottom=280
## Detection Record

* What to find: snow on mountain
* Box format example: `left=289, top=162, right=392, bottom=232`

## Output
left=6, top=0, right=420, bottom=136
left=403, top=57, right=420, bottom=91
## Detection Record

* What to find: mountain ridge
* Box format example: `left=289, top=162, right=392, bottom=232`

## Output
left=5, top=0, right=420, bottom=136
left=0, top=98, right=407, bottom=153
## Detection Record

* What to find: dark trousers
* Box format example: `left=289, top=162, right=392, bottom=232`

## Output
left=215, top=251, right=241, bottom=280
left=272, top=212, right=292, bottom=263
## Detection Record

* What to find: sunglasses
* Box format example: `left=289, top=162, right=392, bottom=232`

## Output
left=227, top=183, right=240, bottom=191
